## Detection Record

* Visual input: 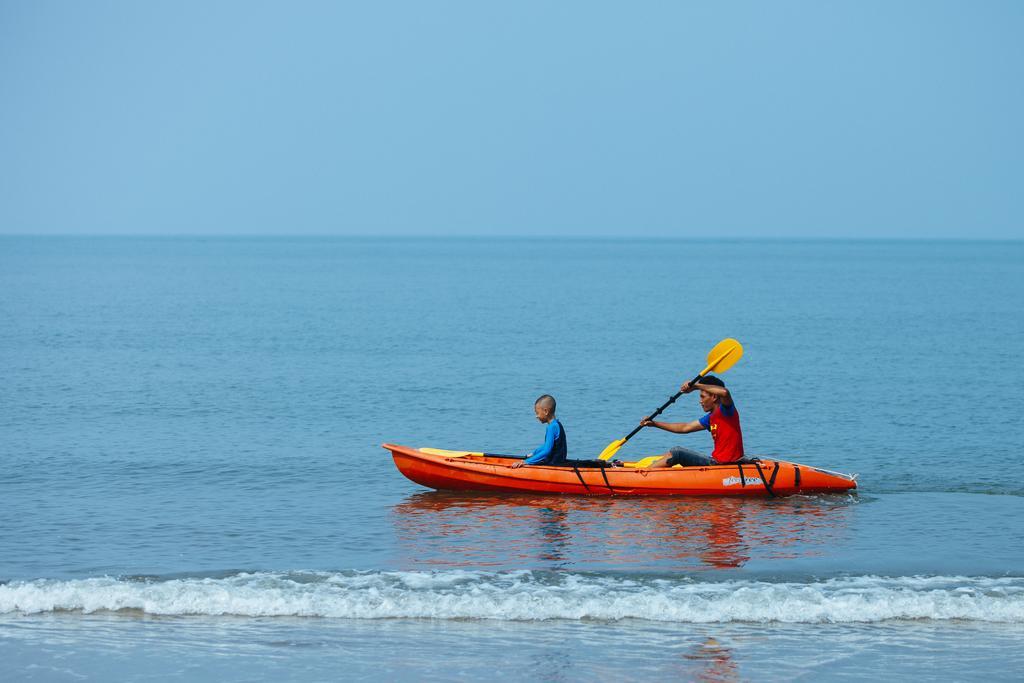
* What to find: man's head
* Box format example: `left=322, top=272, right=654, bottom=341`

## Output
left=534, top=394, right=556, bottom=423
left=697, top=376, right=725, bottom=412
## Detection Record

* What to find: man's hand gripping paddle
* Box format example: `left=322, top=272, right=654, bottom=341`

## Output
left=597, top=338, right=744, bottom=461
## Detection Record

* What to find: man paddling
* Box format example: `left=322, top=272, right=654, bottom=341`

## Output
left=641, top=376, right=744, bottom=467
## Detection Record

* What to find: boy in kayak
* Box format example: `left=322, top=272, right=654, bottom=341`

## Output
left=511, top=394, right=567, bottom=468
left=640, top=376, right=744, bottom=467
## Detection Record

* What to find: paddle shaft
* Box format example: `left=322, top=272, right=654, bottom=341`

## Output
left=619, top=372, right=709, bottom=444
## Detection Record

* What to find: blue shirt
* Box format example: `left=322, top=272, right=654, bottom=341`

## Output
left=525, top=420, right=566, bottom=464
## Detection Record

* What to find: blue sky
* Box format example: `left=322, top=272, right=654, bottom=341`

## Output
left=1, top=1, right=1021, bottom=237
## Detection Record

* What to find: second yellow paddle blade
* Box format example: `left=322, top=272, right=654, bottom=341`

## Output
left=705, top=338, right=743, bottom=374
left=626, top=455, right=663, bottom=468
left=598, top=438, right=626, bottom=461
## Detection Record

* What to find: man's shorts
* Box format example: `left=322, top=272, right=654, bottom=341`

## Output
left=666, top=447, right=715, bottom=467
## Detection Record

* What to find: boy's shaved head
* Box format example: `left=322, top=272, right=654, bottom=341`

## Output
left=534, top=394, right=557, bottom=412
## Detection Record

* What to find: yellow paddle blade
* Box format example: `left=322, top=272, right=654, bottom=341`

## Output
left=598, top=438, right=626, bottom=461
left=419, top=448, right=484, bottom=458
left=699, top=338, right=743, bottom=377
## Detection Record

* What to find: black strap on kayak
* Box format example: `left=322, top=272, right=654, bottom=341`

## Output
left=753, top=461, right=777, bottom=498
left=736, top=463, right=746, bottom=487
left=794, top=465, right=801, bottom=489
left=598, top=463, right=614, bottom=494
left=570, top=463, right=591, bottom=493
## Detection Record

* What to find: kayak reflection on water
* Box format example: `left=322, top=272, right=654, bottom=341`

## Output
left=390, top=492, right=857, bottom=572
left=684, top=637, right=740, bottom=683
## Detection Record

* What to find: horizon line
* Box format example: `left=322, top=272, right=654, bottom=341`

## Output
left=0, top=233, right=1021, bottom=243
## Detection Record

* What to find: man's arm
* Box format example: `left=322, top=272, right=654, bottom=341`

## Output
left=681, top=380, right=733, bottom=406
left=639, top=418, right=705, bottom=434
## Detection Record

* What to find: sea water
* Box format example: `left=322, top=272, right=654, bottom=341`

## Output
left=1, top=237, right=1022, bottom=681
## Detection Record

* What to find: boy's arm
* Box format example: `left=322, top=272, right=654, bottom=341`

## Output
left=639, top=418, right=705, bottom=434
left=681, top=380, right=733, bottom=406
left=523, top=422, right=557, bottom=464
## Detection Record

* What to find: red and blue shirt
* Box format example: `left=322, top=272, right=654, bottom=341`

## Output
left=698, top=403, right=744, bottom=463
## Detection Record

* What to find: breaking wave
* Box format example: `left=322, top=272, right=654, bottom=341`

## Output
left=3, top=571, right=1023, bottom=623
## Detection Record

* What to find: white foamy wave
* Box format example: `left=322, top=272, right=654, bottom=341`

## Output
left=2, top=572, right=1023, bottom=623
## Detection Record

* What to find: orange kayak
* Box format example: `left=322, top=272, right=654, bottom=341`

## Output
left=383, top=443, right=857, bottom=497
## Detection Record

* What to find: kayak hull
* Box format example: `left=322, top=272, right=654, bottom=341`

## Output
left=383, top=443, right=857, bottom=497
